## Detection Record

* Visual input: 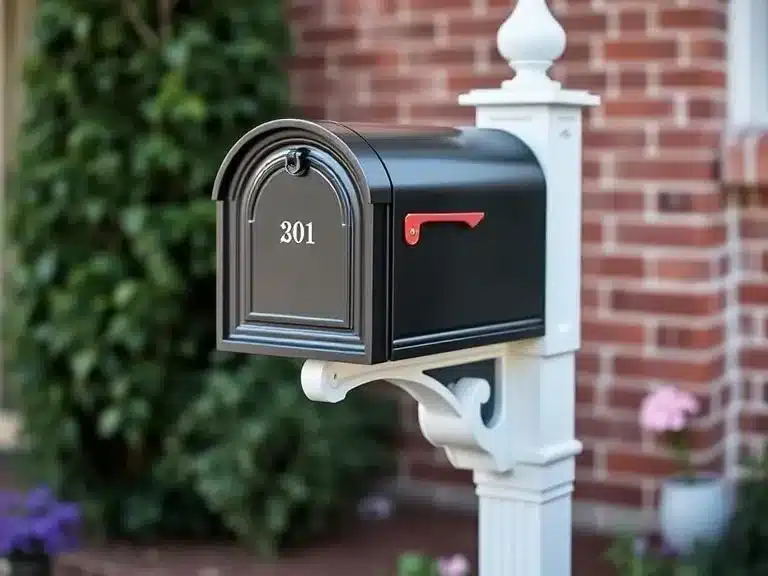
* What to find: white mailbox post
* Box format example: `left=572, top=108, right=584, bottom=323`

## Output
left=300, top=1, right=600, bottom=574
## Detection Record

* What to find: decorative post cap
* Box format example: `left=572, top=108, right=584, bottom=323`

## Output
left=497, top=0, right=566, bottom=90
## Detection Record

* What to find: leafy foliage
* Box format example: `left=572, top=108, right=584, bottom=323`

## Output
left=693, top=446, right=768, bottom=576
left=5, top=0, right=395, bottom=554
left=606, top=536, right=697, bottom=576
left=397, top=552, right=440, bottom=576
left=608, top=447, right=768, bottom=576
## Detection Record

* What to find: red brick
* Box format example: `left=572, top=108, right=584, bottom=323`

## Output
left=741, top=314, right=757, bottom=337
left=603, top=98, right=674, bottom=119
left=409, top=103, right=473, bottom=124
left=561, top=40, right=591, bottom=64
left=561, top=13, right=608, bottom=33
left=409, top=46, right=476, bottom=67
left=740, top=283, right=768, bottom=305
left=574, top=478, right=643, bottom=507
left=618, top=70, right=648, bottom=90
left=337, top=50, right=399, bottom=68
left=582, top=220, right=604, bottom=243
left=446, top=15, right=499, bottom=37
left=582, top=286, right=599, bottom=308
left=688, top=97, right=725, bottom=120
left=337, top=103, right=399, bottom=122
left=663, top=191, right=723, bottom=213
left=582, top=319, right=646, bottom=345
left=739, top=413, right=768, bottom=434
left=657, top=128, right=721, bottom=149
left=658, top=8, right=727, bottom=30
left=654, top=257, right=714, bottom=281
left=604, top=40, right=678, bottom=61
left=605, top=450, right=679, bottom=478
left=563, top=71, right=608, bottom=92
left=370, top=74, right=433, bottom=94
left=656, top=324, right=724, bottom=350
left=583, top=158, right=600, bottom=179
left=583, top=128, right=646, bottom=149
left=303, top=24, right=358, bottom=44
left=583, top=255, right=645, bottom=278
left=576, top=414, right=642, bottom=443
left=582, top=189, right=645, bottom=212
left=612, top=355, right=724, bottom=383
left=617, top=222, right=726, bottom=248
left=576, top=380, right=597, bottom=405
left=577, top=446, right=596, bottom=470
left=616, top=159, right=718, bottom=181
left=611, top=289, right=724, bottom=316
left=660, top=68, right=726, bottom=89
left=576, top=351, right=600, bottom=374
left=618, top=9, right=648, bottom=32
left=741, top=348, right=768, bottom=371
left=367, top=21, right=437, bottom=41
left=446, top=71, right=509, bottom=92
left=409, top=0, right=471, bottom=11
left=688, top=39, right=726, bottom=60
left=741, top=216, right=768, bottom=240
left=605, top=386, right=647, bottom=412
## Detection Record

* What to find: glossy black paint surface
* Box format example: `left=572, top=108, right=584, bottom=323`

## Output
left=212, top=119, right=546, bottom=364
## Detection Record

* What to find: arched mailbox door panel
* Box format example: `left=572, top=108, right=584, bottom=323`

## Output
left=212, top=119, right=546, bottom=365
left=243, top=146, right=363, bottom=330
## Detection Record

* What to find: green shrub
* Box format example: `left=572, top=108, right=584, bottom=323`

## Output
left=5, top=0, right=395, bottom=555
left=693, top=446, right=768, bottom=576
left=606, top=536, right=697, bottom=576
left=607, top=447, right=768, bottom=576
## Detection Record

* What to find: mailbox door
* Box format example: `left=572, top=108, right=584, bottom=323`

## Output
left=244, top=150, right=354, bottom=329
left=214, top=119, right=393, bottom=364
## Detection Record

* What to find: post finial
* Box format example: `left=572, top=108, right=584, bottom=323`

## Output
left=497, top=0, right=566, bottom=90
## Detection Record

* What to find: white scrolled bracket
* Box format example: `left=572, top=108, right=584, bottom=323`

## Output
left=301, top=343, right=521, bottom=473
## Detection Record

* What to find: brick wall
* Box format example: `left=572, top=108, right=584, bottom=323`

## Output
left=288, top=0, right=746, bottom=530
left=739, top=188, right=768, bottom=457
left=725, top=139, right=768, bottom=466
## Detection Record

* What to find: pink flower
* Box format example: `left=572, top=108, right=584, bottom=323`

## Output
left=437, top=554, right=471, bottom=576
left=639, top=385, right=700, bottom=433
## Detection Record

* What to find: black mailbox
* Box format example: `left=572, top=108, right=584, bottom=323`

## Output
left=212, top=119, right=546, bottom=364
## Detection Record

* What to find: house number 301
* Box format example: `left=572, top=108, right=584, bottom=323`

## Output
left=279, top=220, right=315, bottom=244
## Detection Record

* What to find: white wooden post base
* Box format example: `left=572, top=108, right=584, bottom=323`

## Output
left=301, top=343, right=582, bottom=576
left=475, top=464, right=576, bottom=576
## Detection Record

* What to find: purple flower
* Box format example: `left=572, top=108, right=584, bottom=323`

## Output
left=24, top=487, right=55, bottom=517
left=0, top=486, right=81, bottom=557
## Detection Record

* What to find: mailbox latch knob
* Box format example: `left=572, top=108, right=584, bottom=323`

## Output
left=285, top=147, right=310, bottom=177
left=404, top=212, right=485, bottom=246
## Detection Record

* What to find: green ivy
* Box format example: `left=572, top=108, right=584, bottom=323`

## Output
left=5, top=0, right=396, bottom=554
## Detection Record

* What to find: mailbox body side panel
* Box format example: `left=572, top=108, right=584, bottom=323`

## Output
left=355, top=126, right=547, bottom=360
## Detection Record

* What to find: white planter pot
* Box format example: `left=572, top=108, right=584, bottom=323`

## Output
left=659, top=473, right=732, bottom=555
